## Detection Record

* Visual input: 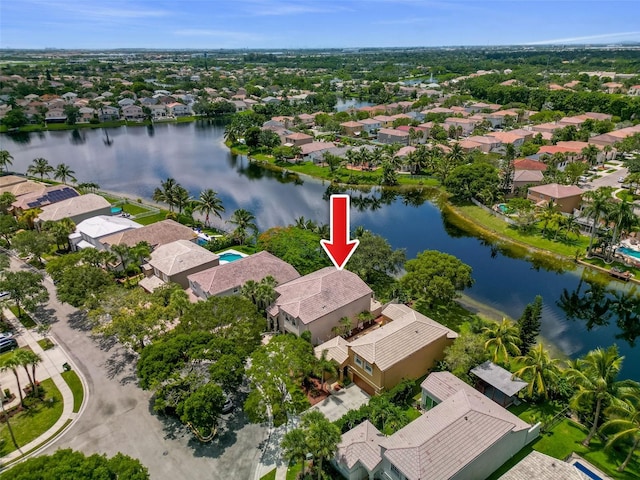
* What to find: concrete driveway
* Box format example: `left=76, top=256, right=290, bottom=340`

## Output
left=582, top=164, right=628, bottom=191
left=307, top=384, right=370, bottom=422
left=7, top=257, right=267, bottom=480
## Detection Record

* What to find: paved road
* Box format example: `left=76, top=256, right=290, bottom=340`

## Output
left=8, top=257, right=267, bottom=480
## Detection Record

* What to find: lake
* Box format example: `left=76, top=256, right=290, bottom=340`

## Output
left=2, top=122, right=639, bottom=379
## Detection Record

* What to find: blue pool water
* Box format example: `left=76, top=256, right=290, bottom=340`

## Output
left=498, top=203, right=509, bottom=214
left=618, top=246, right=640, bottom=260
left=574, top=461, right=603, bottom=480
left=196, top=238, right=208, bottom=246
left=219, top=252, right=243, bottom=263
left=111, top=206, right=122, bottom=214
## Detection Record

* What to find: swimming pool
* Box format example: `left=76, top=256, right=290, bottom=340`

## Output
left=219, top=252, right=244, bottom=263
left=573, top=461, right=604, bottom=480
left=111, top=206, right=122, bottom=215
left=497, top=203, right=509, bottom=214
left=196, top=237, right=208, bottom=246
left=617, top=246, right=640, bottom=260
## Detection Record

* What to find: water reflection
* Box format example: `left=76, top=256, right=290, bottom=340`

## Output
left=6, top=131, right=30, bottom=144
left=70, top=129, right=86, bottom=145
left=557, top=269, right=640, bottom=347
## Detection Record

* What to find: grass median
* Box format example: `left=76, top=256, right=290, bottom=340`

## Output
left=61, top=370, right=84, bottom=413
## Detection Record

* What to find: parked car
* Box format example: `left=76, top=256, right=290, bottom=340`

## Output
left=618, top=176, right=625, bottom=183
left=0, top=332, right=14, bottom=339
left=0, top=291, right=10, bottom=301
left=0, top=337, right=18, bottom=353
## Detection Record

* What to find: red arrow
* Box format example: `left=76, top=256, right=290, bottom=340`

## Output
left=320, top=194, right=360, bottom=270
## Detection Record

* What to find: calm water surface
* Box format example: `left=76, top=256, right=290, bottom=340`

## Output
left=2, top=123, right=639, bottom=379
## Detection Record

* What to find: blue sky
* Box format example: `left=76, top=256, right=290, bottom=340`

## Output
left=2, top=0, right=640, bottom=50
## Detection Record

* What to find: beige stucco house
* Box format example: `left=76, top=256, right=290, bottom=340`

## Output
left=268, top=267, right=373, bottom=345
left=36, top=193, right=112, bottom=225
left=527, top=183, right=583, bottom=214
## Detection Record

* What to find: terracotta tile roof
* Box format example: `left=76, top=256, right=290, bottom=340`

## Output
left=528, top=183, right=583, bottom=199
left=381, top=388, right=529, bottom=479
left=378, top=128, right=409, bottom=137
left=314, top=336, right=350, bottom=365
left=188, top=251, right=300, bottom=297
left=268, top=267, right=372, bottom=324
left=301, top=141, right=336, bottom=155
left=538, top=145, right=579, bottom=155
left=348, top=304, right=457, bottom=371
left=101, top=219, right=197, bottom=248
left=148, top=239, right=219, bottom=276
left=487, top=131, right=526, bottom=144
left=340, top=121, right=364, bottom=128
left=514, top=159, right=547, bottom=171
left=285, top=132, right=314, bottom=140
left=336, top=420, right=384, bottom=472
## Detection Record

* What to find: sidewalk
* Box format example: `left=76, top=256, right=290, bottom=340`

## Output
left=0, top=308, right=80, bottom=465
left=253, top=416, right=299, bottom=480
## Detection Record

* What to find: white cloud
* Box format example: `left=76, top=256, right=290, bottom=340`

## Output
left=528, top=31, right=640, bottom=45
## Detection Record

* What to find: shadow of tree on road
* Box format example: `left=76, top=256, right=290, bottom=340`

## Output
left=33, top=306, right=58, bottom=325
left=104, top=347, right=138, bottom=385
left=67, top=310, right=93, bottom=331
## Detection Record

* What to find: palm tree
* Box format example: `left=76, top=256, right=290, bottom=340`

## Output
left=152, top=178, right=178, bottom=212
left=606, top=198, right=637, bottom=261
left=53, top=163, right=76, bottom=184
left=514, top=343, right=561, bottom=399
left=1, top=355, right=24, bottom=406
left=18, top=208, right=41, bottom=230
left=0, top=150, right=13, bottom=172
left=111, top=244, right=133, bottom=271
left=600, top=387, right=640, bottom=472
left=27, top=158, right=54, bottom=180
left=565, top=345, right=636, bottom=446
left=561, top=215, right=581, bottom=241
left=227, top=208, right=258, bottom=245
left=172, top=185, right=191, bottom=215
left=581, top=144, right=600, bottom=167
left=130, top=241, right=152, bottom=266
left=483, top=318, right=521, bottom=364
left=193, top=189, right=225, bottom=227
left=316, top=349, right=338, bottom=392
left=582, top=187, right=613, bottom=257
left=447, top=142, right=465, bottom=166
left=302, top=410, right=341, bottom=480
left=537, top=200, right=558, bottom=237
left=16, top=349, right=42, bottom=397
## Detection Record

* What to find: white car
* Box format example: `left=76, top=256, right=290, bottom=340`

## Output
left=0, top=291, right=10, bottom=301
left=618, top=176, right=625, bottom=183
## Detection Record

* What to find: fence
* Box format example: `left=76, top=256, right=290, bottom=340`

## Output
left=470, top=197, right=517, bottom=226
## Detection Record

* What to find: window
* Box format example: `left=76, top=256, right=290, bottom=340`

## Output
left=364, top=362, right=373, bottom=375
left=390, top=464, right=406, bottom=480
left=354, top=355, right=363, bottom=367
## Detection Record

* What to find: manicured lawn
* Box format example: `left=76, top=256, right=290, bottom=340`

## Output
left=452, top=203, right=589, bottom=259
left=37, top=338, right=55, bottom=351
left=9, top=306, right=36, bottom=328
left=122, top=203, right=152, bottom=215
left=135, top=211, right=170, bottom=225
left=286, top=461, right=304, bottom=480
left=260, top=469, right=277, bottom=480
left=100, top=195, right=120, bottom=204
left=0, top=378, right=63, bottom=456
left=508, top=400, right=564, bottom=426
left=61, top=370, right=84, bottom=413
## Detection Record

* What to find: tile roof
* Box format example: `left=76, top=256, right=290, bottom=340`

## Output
left=499, top=451, right=590, bottom=480
left=75, top=215, right=141, bottom=239
left=528, top=183, right=583, bottom=199
left=188, top=250, right=299, bottom=297
left=514, top=159, right=547, bottom=171
left=377, top=128, right=409, bottom=137
left=37, top=193, right=110, bottom=222
left=314, top=336, right=350, bottom=365
left=348, top=304, right=457, bottom=371
left=335, top=420, right=384, bottom=472
left=471, top=361, right=528, bottom=397
left=420, top=371, right=472, bottom=403
left=381, top=389, right=530, bottom=480
left=301, top=141, right=336, bottom=155
left=268, top=267, right=372, bottom=324
left=148, top=239, right=219, bottom=276
left=514, top=170, right=544, bottom=183
left=101, top=219, right=197, bottom=248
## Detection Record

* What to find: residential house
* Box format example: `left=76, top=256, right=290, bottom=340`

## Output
left=45, top=108, right=67, bottom=124
left=100, top=219, right=197, bottom=249
left=466, top=102, right=501, bottom=113
left=377, top=128, right=409, bottom=145
left=340, top=121, right=364, bottom=136
left=590, top=124, right=640, bottom=147
left=122, top=105, right=144, bottom=121
left=36, top=193, right=112, bottom=225
left=486, top=130, right=529, bottom=148
left=372, top=115, right=395, bottom=128
left=69, top=215, right=142, bottom=251
left=188, top=250, right=300, bottom=304
left=11, top=185, right=79, bottom=215
left=527, top=183, right=583, bottom=213
left=117, top=98, right=136, bottom=108
left=0, top=176, right=48, bottom=198
left=629, top=85, right=640, bottom=96
left=301, top=141, right=337, bottom=161
left=462, top=135, right=501, bottom=153
left=513, top=158, right=547, bottom=172
left=513, top=170, right=544, bottom=191
left=148, top=104, right=168, bottom=120
left=140, top=239, right=219, bottom=291
left=335, top=370, right=539, bottom=480
left=498, top=451, right=592, bottom=480
left=486, top=110, right=519, bottom=128
left=602, top=82, right=624, bottom=94
left=531, top=122, right=562, bottom=134
left=268, top=267, right=374, bottom=345
left=284, top=131, right=314, bottom=147
left=317, top=303, right=457, bottom=395
left=395, top=125, right=428, bottom=143
left=167, top=102, right=190, bottom=117
left=297, top=113, right=316, bottom=126
left=443, top=117, right=477, bottom=136
left=97, top=106, right=120, bottom=122
left=358, top=118, right=381, bottom=134
left=78, top=107, right=95, bottom=123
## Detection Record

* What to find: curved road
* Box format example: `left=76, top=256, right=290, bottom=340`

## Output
left=9, top=257, right=266, bottom=480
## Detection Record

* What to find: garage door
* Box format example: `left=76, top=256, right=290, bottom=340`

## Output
left=352, top=373, right=375, bottom=396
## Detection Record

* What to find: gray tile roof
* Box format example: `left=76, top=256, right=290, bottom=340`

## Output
left=471, top=361, right=528, bottom=397
left=37, top=193, right=110, bottom=222
left=348, top=304, right=457, bottom=371
left=101, top=219, right=197, bottom=248
left=188, top=250, right=299, bottom=297
left=335, top=420, right=384, bottom=472
left=499, top=451, right=590, bottom=480
left=268, top=267, right=372, bottom=324
left=148, top=240, right=219, bottom=276
left=381, top=384, right=530, bottom=479
left=420, top=371, right=472, bottom=403
left=314, top=336, right=350, bottom=365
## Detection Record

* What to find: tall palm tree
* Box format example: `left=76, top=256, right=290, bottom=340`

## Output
left=447, top=142, right=465, bottom=166
left=27, top=157, right=54, bottom=180
left=582, top=187, right=613, bottom=257
left=1, top=355, right=24, bottom=406
left=111, top=244, right=133, bottom=270
left=566, top=345, right=636, bottom=446
left=152, top=178, right=178, bottom=212
left=193, top=189, right=225, bottom=227
left=581, top=144, right=600, bottom=167
left=0, top=150, right=13, bottom=172
left=514, top=343, right=561, bottom=399
left=130, top=241, right=152, bottom=266
left=227, top=208, right=258, bottom=245
left=606, top=198, right=637, bottom=261
left=537, top=200, right=558, bottom=237
left=561, top=215, right=581, bottom=241
left=16, top=349, right=42, bottom=397
left=172, top=185, right=191, bottom=215
left=483, top=318, right=521, bottom=364
left=281, top=428, right=309, bottom=476
left=600, top=387, right=640, bottom=472
left=600, top=386, right=640, bottom=472
left=53, top=163, right=76, bottom=184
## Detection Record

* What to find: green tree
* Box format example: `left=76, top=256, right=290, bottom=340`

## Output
left=7, top=449, right=149, bottom=479
left=483, top=318, right=521, bottom=364
left=0, top=214, right=18, bottom=245
left=26, top=157, right=54, bottom=180
left=227, top=208, right=258, bottom=245
left=0, top=270, right=49, bottom=318
left=442, top=329, right=488, bottom=382
left=1, top=354, right=25, bottom=406
left=12, top=229, right=53, bottom=266
left=445, top=162, right=500, bottom=201
left=0, top=150, right=14, bottom=173
left=152, top=177, right=178, bottom=212
left=15, top=349, right=42, bottom=397
left=347, top=229, right=406, bottom=284
left=258, top=226, right=329, bottom=275
left=180, top=382, right=225, bottom=439
left=281, top=427, right=309, bottom=476
left=63, top=105, right=80, bottom=125
left=606, top=198, right=637, bottom=262
left=600, top=387, right=640, bottom=472
left=172, top=185, right=192, bottom=215
left=303, top=410, right=342, bottom=480
left=400, top=250, right=473, bottom=308
left=513, top=343, right=561, bottom=400
left=582, top=187, right=613, bottom=257
left=56, top=264, right=113, bottom=308
left=53, top=163, right=76, bottom=184
left=566, top=345, right=636, bottom=446
left=41, top=219, right=75, bottom=251
left=517, top=295, right=543, bottom=356
left=193, top=189, right=225, bottom=227
left=1, top=109, right=28, bottom=129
